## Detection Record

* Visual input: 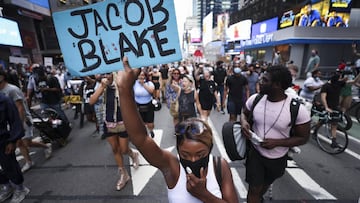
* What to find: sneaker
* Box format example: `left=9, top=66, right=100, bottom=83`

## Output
left=100, top=133, right=106, bottom=140
left=331, top=141, right=340, bottom=148
left=0, top=185, right=13, bottom=202
left=21, top=161, right=34, bottom=173
left=10, top=187, right=30, bottom=203
left=131, top=151, right=140, bottom=169
left=44, top=143, right=52, bottom=159
left=220, top=110, right=225, bottom=114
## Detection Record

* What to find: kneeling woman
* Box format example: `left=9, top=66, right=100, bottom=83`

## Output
left=116, top=57, right=239, bottom=203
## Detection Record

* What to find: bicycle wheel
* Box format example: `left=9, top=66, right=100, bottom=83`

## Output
left=315, top=122, right=348, bottom=154
left=356, top=105, right=360, bottom=123
left=337, top=113, right=352, bottom=131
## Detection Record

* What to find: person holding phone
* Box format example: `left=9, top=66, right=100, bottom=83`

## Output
left=116, top=57, right=238, bottom=203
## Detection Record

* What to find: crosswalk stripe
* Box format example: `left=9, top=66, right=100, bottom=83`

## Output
left=287, top=160, right=336, bottom=200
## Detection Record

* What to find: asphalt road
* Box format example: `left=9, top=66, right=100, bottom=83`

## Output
left=12, top=99, right=360, bottom=203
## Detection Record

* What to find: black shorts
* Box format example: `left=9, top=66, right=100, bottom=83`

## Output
left=137, top=102, right=155, bottom=123
left=245, top=145, right=287, bottom=186
left=153, top=82, right=160, bottom=90
left=227, top=99, right=242, bottom=115
left=84, top=103, right=95, bottom=114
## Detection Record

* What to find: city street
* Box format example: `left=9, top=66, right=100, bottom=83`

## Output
left=13, top=101, right=360, bottom=203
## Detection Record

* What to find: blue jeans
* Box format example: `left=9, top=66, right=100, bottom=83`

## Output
left=40, top=103, right=69, bottom=123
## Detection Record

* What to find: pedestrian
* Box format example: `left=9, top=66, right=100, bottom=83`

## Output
left=244, top=64, right=260, bottom=96
left=165, top=68, right=182, bottom=127
left=116, top=57, right=239, bottom=203
left=212, top=61, right=227, bottom=114
left=93, top=74, right=105, bottom=138
left=272, top=49, right=282, bottom=66
left=299, top=70, right=324, bottom=102
left=80, top=76, right=96, bottom=123
left=31, top=67, right=69, bottom=123
left=224, top=63, right=249, bottom=122
left=149, top=66, right=162, bottom=101
left=0, top=70, right=52, bottom=173
left=89, top=72, right=139, bottom=191
left=195, top=69, right=220, bottom=122
left=304, top=49, right=320, bottom=78
left=177, top=74, right=201, bottom=122
left=240, top=65, right=311, bottom=203
left=133, top=70, right=155, bottom=138
left=159, top=64, right=169, bottom=103
left=0, top=92, right=30, bottom=202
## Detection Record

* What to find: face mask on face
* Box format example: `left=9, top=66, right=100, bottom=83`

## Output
left=234, top=68, right=241, bottom=74
left=179, top=154, right=210, bottom=178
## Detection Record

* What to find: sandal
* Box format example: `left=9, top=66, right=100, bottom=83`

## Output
left=116, top=168, right=130, bottom=191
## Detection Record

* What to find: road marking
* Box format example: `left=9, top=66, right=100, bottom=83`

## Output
left=130, top=129, right=175, bottom=196
left=208, top=119, right=248, bottom=199
left=286, top=160, right=336, bottom=200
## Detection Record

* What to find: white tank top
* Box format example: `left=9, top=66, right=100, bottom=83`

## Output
left=167, top=155, right=222, bottom=203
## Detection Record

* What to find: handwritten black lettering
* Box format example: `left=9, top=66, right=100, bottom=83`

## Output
left=99, top=39, right=121, bottom=64
left=78, top=39, right=101, bottom=72
left=106, top=3, right=122, bottom=30
left=119, top=32, right=139, bottom=59
left=68, top=9, right=92, bottom=39
left=93, top=9, right=109, bottom=36
left=125, top=0, right=144, bottom=26
left=152, top=25, right=175, bottom=56
left=133, top=30, right=155, bottom=58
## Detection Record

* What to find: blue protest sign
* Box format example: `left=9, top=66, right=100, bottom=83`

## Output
left=52, top=0, right=182, bottom=76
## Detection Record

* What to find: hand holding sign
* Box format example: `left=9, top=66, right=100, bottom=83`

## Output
left=53, top=0, right=181, bottom=76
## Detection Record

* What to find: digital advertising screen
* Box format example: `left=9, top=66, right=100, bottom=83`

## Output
left=279, top=0, right=351, bottom=28
left=251, top=17, right=278, bottom=38
left=0, top=18, right=23, bottom=47
left=227, top=19, right=252, bottom=41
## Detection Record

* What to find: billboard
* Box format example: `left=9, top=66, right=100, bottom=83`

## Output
left=0, top=18, right=23, bottom=47
left=216, top=13, right=229, bottom=41
left=202, top=12, right=213, bottom=46
left=9, top=0, right=50, bottom=16
left=227, top=19, right=252, bottom=41
left=52, top=0, right=182, bottom=76
left=280, top=0, right=351, bottom=29
left=251, top=17, right=278, bottom=38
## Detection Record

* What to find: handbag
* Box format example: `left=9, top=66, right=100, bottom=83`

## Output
left=169, top=100, right=179, bottom=117
left=105, top=121, right=126, bottom=133
left=138, top=103, right=151, bottom=113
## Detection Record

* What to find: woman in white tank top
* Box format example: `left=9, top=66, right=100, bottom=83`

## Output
left=117, top=57, right=239, bottom=203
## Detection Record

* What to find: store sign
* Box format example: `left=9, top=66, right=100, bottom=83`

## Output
left=52, top=0, right=181, bottom=76
left=240, top=33, right=274, bottom=47
left=251, top=17, right=278, bottom=38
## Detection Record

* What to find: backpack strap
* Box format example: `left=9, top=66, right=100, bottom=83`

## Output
left=213, top=156, right=222, bottom=190
left=289, top=98, right=301, bottom=136
left=248, top=94, right=264, bottom=127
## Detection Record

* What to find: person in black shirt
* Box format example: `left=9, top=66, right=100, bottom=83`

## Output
left=224, top=66, right=249, bottom=121
left=213, top=61, right=227, bottom=114
left=38, top=69, right=69, bottom=123
left=159, top=64, right=169, bottom=103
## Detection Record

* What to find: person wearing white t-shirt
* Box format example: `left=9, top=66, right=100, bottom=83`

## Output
left=300, top=70, right=324, bottom=102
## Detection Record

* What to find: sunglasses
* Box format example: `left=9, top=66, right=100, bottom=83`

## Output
left=175, top=120, right=207, bottom=137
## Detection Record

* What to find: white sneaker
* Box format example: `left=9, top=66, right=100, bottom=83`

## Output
left=44, top=143, right=52, bottom=159
left=10, top=186, right=30, bottom=203
left=21, top=161, right=34, bottom=173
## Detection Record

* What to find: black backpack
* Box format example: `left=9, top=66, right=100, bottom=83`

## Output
left=222, top=94, right=301, bottom=161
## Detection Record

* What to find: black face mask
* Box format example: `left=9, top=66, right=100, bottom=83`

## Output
left=179, top=154, right=210, bottom=178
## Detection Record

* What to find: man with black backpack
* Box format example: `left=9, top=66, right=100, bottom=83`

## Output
left=240, top=65, right=311, bottom=203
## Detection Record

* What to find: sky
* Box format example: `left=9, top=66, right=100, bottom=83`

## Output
left=174, top=0, right=193, bottom=43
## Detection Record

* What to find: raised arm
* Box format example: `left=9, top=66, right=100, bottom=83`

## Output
left=116, top=57, right=176, bottom=172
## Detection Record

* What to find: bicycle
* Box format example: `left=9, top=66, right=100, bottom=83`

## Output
left=346, top=99, right=360, bottom=123
left=311, top=106, right=348, bottom=154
